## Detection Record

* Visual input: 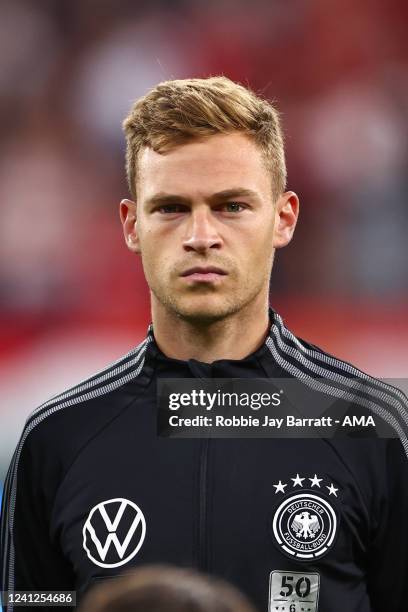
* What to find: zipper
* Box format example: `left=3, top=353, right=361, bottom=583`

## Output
left=187, top=359, right=213, bottom=572
left=198, top=436, right=210, bottom=570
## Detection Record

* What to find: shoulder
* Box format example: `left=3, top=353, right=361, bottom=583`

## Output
left=0, top=338, right=152, bottom=558
left=270, top=311, right=408, bottom=455
left=17, top=336, right=151, bottom=461
left=271, top=310, right=406, bottom=395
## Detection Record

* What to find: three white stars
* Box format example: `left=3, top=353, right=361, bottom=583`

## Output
left=273, top=474, right=339, bottom=496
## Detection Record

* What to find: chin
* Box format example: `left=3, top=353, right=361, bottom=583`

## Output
left=169, top=296, right=242, bottom=324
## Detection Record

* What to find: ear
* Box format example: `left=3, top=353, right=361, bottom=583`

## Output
left=120, top=199, right=141, bottom=254
left=272, top=191, right=299, bottom=249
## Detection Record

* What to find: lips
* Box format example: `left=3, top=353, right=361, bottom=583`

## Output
left=180, top=266, right=228, bottom=284
left=180, top=266, right=227, bottom=277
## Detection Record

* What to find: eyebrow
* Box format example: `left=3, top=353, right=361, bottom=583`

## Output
left=145, top=188, right=261, bottom=208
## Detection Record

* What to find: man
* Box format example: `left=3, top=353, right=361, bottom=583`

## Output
left=1, top=77, right=408, bottom=612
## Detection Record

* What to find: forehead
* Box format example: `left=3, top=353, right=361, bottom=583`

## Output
left=137, top=133, right=271, bottom=199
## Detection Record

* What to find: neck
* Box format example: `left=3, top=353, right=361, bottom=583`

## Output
left=150, top=296, right=271, bottom=363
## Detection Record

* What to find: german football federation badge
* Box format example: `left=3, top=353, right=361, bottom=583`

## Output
left=271, top=474, right=339, bottom=561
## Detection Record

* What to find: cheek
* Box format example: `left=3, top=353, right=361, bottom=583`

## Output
left=139, top=238, right=171, bottom=285
left=139, top=239, right=157, bottom=275
left=248, top=223, right=275, bottom=259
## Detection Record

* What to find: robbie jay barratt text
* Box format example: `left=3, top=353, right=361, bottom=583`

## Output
left=167, top=415, right=376, bottom=428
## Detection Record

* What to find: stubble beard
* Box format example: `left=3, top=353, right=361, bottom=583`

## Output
left=149, top=268, right=268, bottom=326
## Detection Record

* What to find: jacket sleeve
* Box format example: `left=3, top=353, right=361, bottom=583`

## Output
left=1, top=427, right=75, bottom=611
left=367, top=437, right=408, bottom=612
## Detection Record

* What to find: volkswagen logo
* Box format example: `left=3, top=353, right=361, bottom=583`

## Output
left=83, top=498, right=146, bottom=568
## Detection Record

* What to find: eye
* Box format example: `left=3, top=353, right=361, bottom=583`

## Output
left=157, top=204, right=188, bottom=214
left=221, top=202, right=246, bottom=213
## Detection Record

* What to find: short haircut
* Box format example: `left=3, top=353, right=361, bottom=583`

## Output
left=78, top=565, right=258, bottom=612
left=123, top=76, right=287, bottom=202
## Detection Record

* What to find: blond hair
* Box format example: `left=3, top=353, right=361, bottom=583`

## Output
left=123, top=76, right=287, bottom=202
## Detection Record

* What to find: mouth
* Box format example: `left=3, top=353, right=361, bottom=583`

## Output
left=180, top=266, right=227, bottom=283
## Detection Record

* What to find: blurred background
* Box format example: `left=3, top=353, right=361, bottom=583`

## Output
left=1, top=0, right=407, bottom=487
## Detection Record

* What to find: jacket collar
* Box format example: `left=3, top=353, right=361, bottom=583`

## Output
left=141, top=306, right=285, bottom=380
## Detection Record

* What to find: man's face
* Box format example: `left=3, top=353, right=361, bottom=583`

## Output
left=121, top=132, right=298, bottom=323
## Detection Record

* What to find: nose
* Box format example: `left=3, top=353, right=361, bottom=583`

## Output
left=182, top=206, right=222, bottom=253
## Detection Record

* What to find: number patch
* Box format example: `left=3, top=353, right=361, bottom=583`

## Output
left=268, top=571, right=320, bottom=612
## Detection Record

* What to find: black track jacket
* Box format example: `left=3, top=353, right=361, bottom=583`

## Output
left=2, top=307, right=408, bottom=612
